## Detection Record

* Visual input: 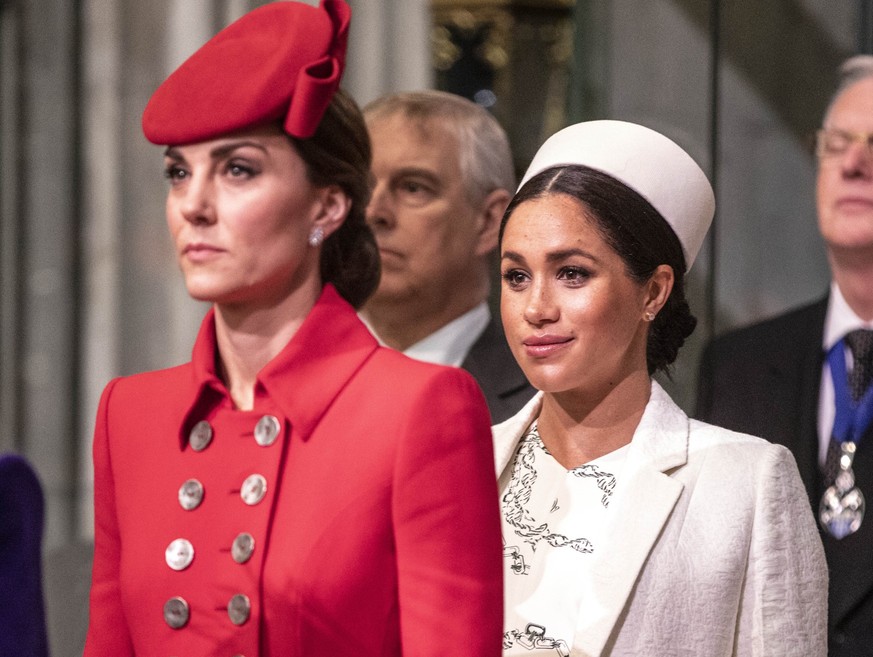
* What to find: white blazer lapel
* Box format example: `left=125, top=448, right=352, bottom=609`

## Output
left=572, top=382, right=690, bottom=657
left=492, top=392, right=542, bottom=477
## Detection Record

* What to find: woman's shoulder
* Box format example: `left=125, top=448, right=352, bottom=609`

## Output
left=688, top=418, right=782, bottom=448
left=686, top=417, right=800, bottom=474
left=688, top=417, right=771, bottom=445
left=99, top=362, right=195, bottom=406
left=355, top=348, right=490, bottom=418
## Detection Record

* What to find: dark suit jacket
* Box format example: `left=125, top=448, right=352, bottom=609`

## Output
left=461, top=317, right=535, bottom=424
left=697, top=296, right=873, bottom=657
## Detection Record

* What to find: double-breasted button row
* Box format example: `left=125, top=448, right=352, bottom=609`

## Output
left=162, top=594, right=252, bottom=629
left=165, top=415, right=276, bottom=636
left=176, top=473, right=269, bottom=511
left=165, top=533, right=257, bottom=570
left=188, top=415, right=282, bottom=451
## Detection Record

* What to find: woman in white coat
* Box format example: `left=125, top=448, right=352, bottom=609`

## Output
left=495, top=120, right=827, bottom=657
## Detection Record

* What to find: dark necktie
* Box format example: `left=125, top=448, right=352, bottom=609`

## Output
left=823, top=329, right=873, bottom=485
left=846, top=329, right=873, bottom=402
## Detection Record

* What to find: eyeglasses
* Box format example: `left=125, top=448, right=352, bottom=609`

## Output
left=815, top=128, right=873, bottom=160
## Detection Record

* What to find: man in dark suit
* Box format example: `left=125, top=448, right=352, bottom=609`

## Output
left=361, top=91, right=533, bottom=422
left=697, top=56, right=873, bottom=657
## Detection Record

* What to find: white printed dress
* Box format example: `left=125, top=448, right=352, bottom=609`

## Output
left=501, top=422, right=628, bottom=656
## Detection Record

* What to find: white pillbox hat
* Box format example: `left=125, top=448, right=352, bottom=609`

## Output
left=518, top=120, right=715, bottom=269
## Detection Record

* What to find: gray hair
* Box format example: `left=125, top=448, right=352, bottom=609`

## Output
left=824, top=55, right=873, bottom=123
left=363, top=90, right=515, bottom=205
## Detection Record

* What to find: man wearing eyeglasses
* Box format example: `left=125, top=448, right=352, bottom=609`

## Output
left=360, top=91, right=534, bottom=423
left=697, top=55, right=873, bottom=657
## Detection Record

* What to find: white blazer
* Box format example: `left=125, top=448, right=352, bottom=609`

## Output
left=493, top=381, right=828, bottom=657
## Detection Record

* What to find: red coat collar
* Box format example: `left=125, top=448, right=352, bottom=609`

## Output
left=180, top=285, right=380, bottom=448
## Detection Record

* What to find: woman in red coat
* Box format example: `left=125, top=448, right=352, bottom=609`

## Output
left=83, top=2, right=502, bottom=656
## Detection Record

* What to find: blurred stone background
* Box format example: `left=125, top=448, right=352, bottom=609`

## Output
left=1, top=0, right=868, bottom=654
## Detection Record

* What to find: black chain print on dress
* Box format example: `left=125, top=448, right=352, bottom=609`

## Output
left=538, top=437, right=617, bottom=507
left=501, top=423, right=615, bottom=566
left=503, top=624, right=571, bottom=656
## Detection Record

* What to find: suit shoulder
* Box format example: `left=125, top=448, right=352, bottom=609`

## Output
left=707, top=298, right=825, bottom=350
left=701, top=298, right=827, bottom=370
left=463, top=316, right=512, bottom=369
left=463, top=317, right=535, bottom=422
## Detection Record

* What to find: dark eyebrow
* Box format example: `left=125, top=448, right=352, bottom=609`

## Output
left=163, top=140, right=268, bottom=161
left=501, top=248, right=599, bottom=264
left=209, top=140, right=268, bottom=159
left=545, top=248, right=599, bottom=264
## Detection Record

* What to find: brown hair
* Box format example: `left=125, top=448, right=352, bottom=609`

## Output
left=292, top=88, right=380, bottom=308
left=501, top=165, right=696, bottom=376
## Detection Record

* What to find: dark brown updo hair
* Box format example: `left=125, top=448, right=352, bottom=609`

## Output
left=291, top=88, right=379, bottom=309
left=499, top=165, right=696, bottom=376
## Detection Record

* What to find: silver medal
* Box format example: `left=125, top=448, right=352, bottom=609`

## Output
left=820, top=441, right=865, bottom=539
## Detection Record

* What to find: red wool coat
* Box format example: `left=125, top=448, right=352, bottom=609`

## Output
left=85, top=285, right=503, bottom=657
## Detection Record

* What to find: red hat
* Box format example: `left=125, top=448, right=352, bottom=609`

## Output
left=142, top=0, right=350, bottom=145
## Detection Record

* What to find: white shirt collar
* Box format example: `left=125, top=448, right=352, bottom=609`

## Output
left=360, top=302, right=491, bottom=367
left=823, top=280, right=873, bottom=350
left=404, top=302, right=491, bottom=367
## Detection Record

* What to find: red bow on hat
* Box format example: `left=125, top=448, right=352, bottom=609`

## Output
left=142, top=0, right=351, bottom=145
left=285, top=0, right=349, bottom=139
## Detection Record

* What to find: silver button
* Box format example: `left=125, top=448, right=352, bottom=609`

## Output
left=163, top=596, right=189, bottom=629
left=178, top=479, right=204, bottom=511
left=165, top=538, right=195, bottom=571
left=240, top=474, right=267, bottom=505
left=254, top=415, right=281, bottom=447
left=231, top=532, right=255, bottom=564
left=189, top=420, right=213, bottom=451
left=227, top=593, right=251, bottom=625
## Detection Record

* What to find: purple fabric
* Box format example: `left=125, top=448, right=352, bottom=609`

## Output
left=0, top=454, right=48, bottom=657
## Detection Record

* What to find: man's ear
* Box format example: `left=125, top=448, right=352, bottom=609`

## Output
left=314, top=184, right=352, bottom=239
left=474, top=188, right=512, bottom=257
